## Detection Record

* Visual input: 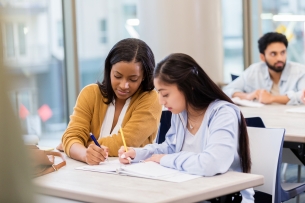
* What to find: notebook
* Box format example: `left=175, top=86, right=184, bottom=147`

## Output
left=76, top=159, right=201, bottom=183
left=232, top=97, right=264, bottom=108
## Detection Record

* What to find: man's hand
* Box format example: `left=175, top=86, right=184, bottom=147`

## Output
left=257, top=90, right=274, bottom=104
left=245, top=90, right=260, bottom=100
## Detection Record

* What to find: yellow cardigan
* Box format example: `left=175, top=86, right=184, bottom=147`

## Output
left=62, top=84, right=162, bottom=157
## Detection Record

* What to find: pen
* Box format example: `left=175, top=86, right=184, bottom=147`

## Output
left=120, top=128, right=128, bottom=152
left=90, top=132, right=108, bottom=161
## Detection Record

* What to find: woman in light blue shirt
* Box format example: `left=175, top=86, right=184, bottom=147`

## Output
left=119, top=53, right=254, bottom=202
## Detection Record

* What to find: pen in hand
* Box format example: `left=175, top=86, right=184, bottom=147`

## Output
left=90, top=133, right=108, bottom=162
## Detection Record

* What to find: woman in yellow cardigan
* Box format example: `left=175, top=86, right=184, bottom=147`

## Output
left=60, top=38, right=162, bottom=165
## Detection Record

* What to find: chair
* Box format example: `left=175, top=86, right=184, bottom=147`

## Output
left=231, top=74, right=239, bottom=81
left=248, top=127, right=305, bottom=202
left=248, top=127, right=285, bottom=203
left=245, top=117, right=265, bottom=128
left=156, top=110, right=172, bottom=144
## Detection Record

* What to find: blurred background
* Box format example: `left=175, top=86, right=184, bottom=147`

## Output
left=1, top=0, right=304, bottom=140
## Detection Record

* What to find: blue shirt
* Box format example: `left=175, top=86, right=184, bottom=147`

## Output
left=132, top=100, right=254, bottom=202
left=223, top=61, right=305, bottom=105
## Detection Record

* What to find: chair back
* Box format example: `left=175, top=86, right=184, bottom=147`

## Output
left=247, top=127, right=285, bottom=203
left=245, top=117, right=265, bottom=128
left=231, top=74, right=239, bottom=81
left=156, top=110, right=172, bottom=144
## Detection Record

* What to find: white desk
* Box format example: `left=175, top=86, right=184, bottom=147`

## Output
left=239, top=105, right=305, bottom=143
left=33, top=155, right=263, bottom=203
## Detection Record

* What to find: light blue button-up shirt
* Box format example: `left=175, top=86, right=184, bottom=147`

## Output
left=223, top=61, right=305, bottom=105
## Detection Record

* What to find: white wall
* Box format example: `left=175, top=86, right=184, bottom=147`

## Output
left=137, top=0, right=224, bottom=84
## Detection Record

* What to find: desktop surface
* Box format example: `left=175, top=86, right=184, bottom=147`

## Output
left=33, top=155, right=263, bottom=203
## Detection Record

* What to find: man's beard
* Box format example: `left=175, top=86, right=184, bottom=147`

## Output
left=265, top=60, right=286, bottom=73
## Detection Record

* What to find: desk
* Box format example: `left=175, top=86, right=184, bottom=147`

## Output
left=239, top=105, right=305, bottom=143
left=240, top=105, right=305, bottom=167
left=33, top=155, right=263, bottom=203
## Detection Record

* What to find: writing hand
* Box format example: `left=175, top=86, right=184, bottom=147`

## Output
left=118, top=146, right=135, bottom=164
left=85, top=144, right=108, bottom=165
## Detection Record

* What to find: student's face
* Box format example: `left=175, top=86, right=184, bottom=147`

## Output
left=260, top=42, right=287, bottom=73
left=154, top=78, right=186, bottom=114
left=110, top=61, right=144, bottom=101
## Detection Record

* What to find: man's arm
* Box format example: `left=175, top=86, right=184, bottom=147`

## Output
left=232, top=90, right=260, bottom=101
left=258, top=90, right=289, bottom=104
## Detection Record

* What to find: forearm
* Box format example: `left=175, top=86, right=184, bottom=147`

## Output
left=272, top=95, right=290, bottom=104
left=69, top=143, right=87, bottom=163
left=232, top=92, right=250, bottom=100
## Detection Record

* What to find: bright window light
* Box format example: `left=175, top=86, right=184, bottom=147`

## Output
left=261, top=13, right=273, bottom=20
left=24, top=27, right=29, bottom=34
left=273, top=15, right=305, bottom=21
left=126, top=19, right=140, bottom=26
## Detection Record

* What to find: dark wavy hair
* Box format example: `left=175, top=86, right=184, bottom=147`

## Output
left=154, top=53, right=251, bottom=173
left=258, top=32, right=288, bottom=54
left=97, top=38, right=155, bottom=104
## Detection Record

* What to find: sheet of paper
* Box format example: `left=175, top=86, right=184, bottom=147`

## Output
left=76, top=159, right=121, bottom=173
left=119, top=161, right=201, bottom=182
left=285, top=107, right=305, bottom=114
left=76, top=159, right=201, bottom=183
left=121, top=161, right=179, bottom=178
left=232, top=97, right=264, bottom=108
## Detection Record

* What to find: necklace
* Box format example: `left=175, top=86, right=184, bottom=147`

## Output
left=188, top=120, right=194, bottom=129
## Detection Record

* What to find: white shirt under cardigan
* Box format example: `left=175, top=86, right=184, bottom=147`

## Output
left=132, top=100, right=254, bottom=203
left=223, top=61, right=305, bottom=105
left=99, top=98, right=131, bottom=138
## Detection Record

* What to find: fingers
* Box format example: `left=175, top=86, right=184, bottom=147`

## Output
left=101, top=145, right=109, bottom=158
left=118, top=147, right=135, bottom=164
left=86, top=144, right=107, bottom=165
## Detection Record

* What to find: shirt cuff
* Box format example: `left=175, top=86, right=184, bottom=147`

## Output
left=286, top=91, right=302, bottom=105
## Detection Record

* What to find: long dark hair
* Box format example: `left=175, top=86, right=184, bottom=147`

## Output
left=154, top=53, right=251, bottom=173
left=97, top=38, right=155, bottom=104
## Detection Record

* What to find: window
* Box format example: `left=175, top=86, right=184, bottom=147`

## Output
left=222, top=0, right=244, bottom=83
left=252, top=0, right=305, bottom=63
left=5, top=23, right=15, bottom=57
left=3, top=0, right=68, bottom=137
left=57, top=21, right=63, bottom=47
left=76, top=0, right=139, bottom=88
left=99, top=19, right=108, bottom=44
left=17, top=23, right=26, bottom=55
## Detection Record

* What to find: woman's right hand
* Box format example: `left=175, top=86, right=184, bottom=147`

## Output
left=85, top=144, right=108, bottom=165
left=118, top=146, right=136, bottom=164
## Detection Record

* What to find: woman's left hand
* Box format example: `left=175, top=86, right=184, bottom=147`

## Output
left=145, top=154, right=165, bottom=163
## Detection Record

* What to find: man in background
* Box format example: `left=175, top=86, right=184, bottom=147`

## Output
left=223, top=32, right=305, bottom=105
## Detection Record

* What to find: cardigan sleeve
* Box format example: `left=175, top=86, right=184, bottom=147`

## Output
left=98, top=91, right=162, bottom=156
left=61, top=85, right=97, bottom=157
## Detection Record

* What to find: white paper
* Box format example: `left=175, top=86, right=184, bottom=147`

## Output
left=76, top=160, right=121, bottom=173
left=232, top=97, right=264, bottom=108
left=75, top=159, right=201, bottom=182
left=285, top=107, right=305, bottom=114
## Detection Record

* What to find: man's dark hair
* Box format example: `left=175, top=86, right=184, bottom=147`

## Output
left=258, top=32, right=288, bottom=54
